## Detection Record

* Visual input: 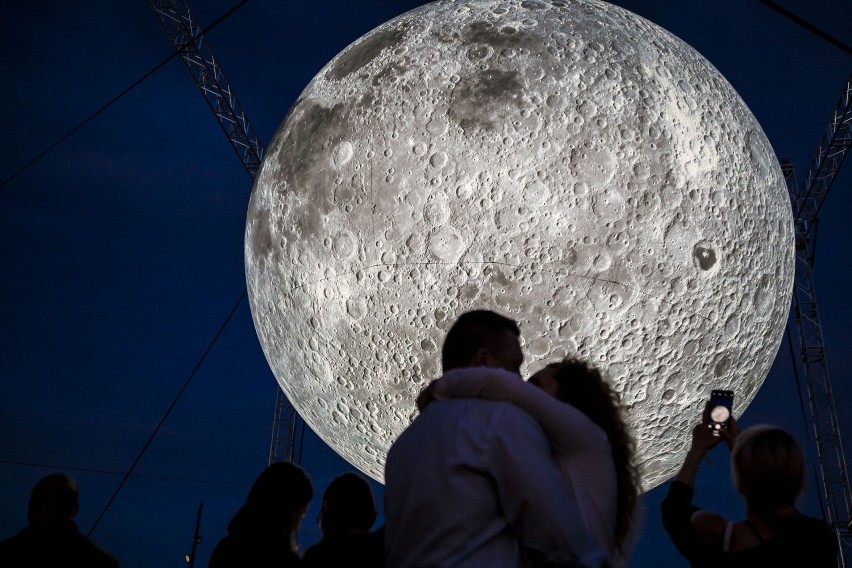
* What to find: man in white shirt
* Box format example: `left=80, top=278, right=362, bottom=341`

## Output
left=384, top=310, right=601, bottom=567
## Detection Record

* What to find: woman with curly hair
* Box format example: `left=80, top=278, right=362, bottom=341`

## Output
left=420, top=358, right=641, bottom=568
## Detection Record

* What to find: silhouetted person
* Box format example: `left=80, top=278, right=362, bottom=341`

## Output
left=302, top=472, right=383, bottom=567
left=661, top=406, right=837, bottom=567
left=0, top=473, right=119, bottom=567
left=209, top=462, right=313, bottom=568
left=384, top=309, right=602, bottom=567
left=423, top=358, right=642, bottom=567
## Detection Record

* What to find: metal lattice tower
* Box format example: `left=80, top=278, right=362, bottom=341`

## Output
left=783, top=74, right=852, bottom=566
left=148, top=0, right=303, bottom=465
left=149, top=0, right=264, bottom=178
left=268, top=391, right=306, bottom=465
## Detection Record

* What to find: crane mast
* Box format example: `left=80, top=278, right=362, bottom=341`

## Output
left=783, top=74, right=852, bottom=566
left=149, top=0, right=264, bottom=178
left=148, top=0, right=301, bottom=465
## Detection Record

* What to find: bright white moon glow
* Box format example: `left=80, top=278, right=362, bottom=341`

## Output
left=711, top=406, right=731, bottom=423
left=245, top=0, right=793, bottom=488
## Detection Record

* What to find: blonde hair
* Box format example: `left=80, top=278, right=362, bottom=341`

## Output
left=732, top=426, right=805, bottom=512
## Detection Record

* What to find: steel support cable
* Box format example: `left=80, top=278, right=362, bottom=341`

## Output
left=87, top=291, right=246, bottom=537
left=759, top=0, right=852, bottom=222
left=0, top=0, right=249, bottom=191
left=698, top=29, right=852, bottom=51
left=759, top=0, right=852, bottom=56
left=0, top=459, right=249, bottom=488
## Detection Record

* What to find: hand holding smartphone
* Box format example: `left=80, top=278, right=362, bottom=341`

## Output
left=708, top=389, right=734, bottom=436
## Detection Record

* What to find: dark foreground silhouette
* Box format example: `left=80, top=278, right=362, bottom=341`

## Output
left=0, top=473, right=119, bottom=567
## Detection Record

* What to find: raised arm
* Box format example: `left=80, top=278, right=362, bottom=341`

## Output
left=661, top=405, right=739, bottom=559
left=433, top=366, right=607, bottom=455
left=674, top=403, right=739, bottom=488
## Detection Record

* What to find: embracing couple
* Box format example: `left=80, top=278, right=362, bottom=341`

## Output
left=384, top=309, right=641, bottom=568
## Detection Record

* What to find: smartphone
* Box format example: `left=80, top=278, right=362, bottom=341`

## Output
left=708, top=389, right=734, bottom=434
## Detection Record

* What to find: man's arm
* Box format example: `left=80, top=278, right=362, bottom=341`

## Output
left=488, top=404, right=605, bottom=568
left=436, top=367, right=608, bottom=455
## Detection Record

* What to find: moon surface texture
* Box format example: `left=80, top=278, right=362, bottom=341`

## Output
left=245, top=0, right=793, bottom=488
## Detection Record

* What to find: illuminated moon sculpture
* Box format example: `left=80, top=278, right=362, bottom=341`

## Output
left=245, top=0, right=793, bottom=488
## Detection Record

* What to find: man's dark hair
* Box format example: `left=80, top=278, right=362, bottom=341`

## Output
left=441, top=310, right=520, bottom=371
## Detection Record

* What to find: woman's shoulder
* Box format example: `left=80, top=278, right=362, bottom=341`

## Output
left=781, top=513, right=835, bottom=543
left=782, top=514, right=838, bottom=563
left=722, top=513, right=838, bottom=565
left=791, top=512, right=833, bottom=530
left=690, top=510, right=727, bottom=547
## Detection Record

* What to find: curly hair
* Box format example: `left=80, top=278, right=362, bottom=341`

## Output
left=549, top=358, right=640, bottom=552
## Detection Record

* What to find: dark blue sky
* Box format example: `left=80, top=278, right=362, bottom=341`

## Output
left=1, top=1, right=850, bottom=566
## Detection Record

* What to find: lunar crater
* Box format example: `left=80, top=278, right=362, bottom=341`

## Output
left=692, top=241, right=719, bottom=272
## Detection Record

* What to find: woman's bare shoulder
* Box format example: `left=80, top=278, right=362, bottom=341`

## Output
left=690, top=510, right=727, bottom=546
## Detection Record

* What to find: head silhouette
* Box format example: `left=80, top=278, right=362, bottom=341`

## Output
left=319, top=472, right=377, bottom=537
left=441, top=310, right=522, bottom=373
left=28, top=473, right=79, bottom=525
left=228, top=462, right=313, bottom=546
left=732, top=426, right=805, bottom=513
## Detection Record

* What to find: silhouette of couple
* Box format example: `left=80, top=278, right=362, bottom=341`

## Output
left=385, top=309, right=640, bottom=567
